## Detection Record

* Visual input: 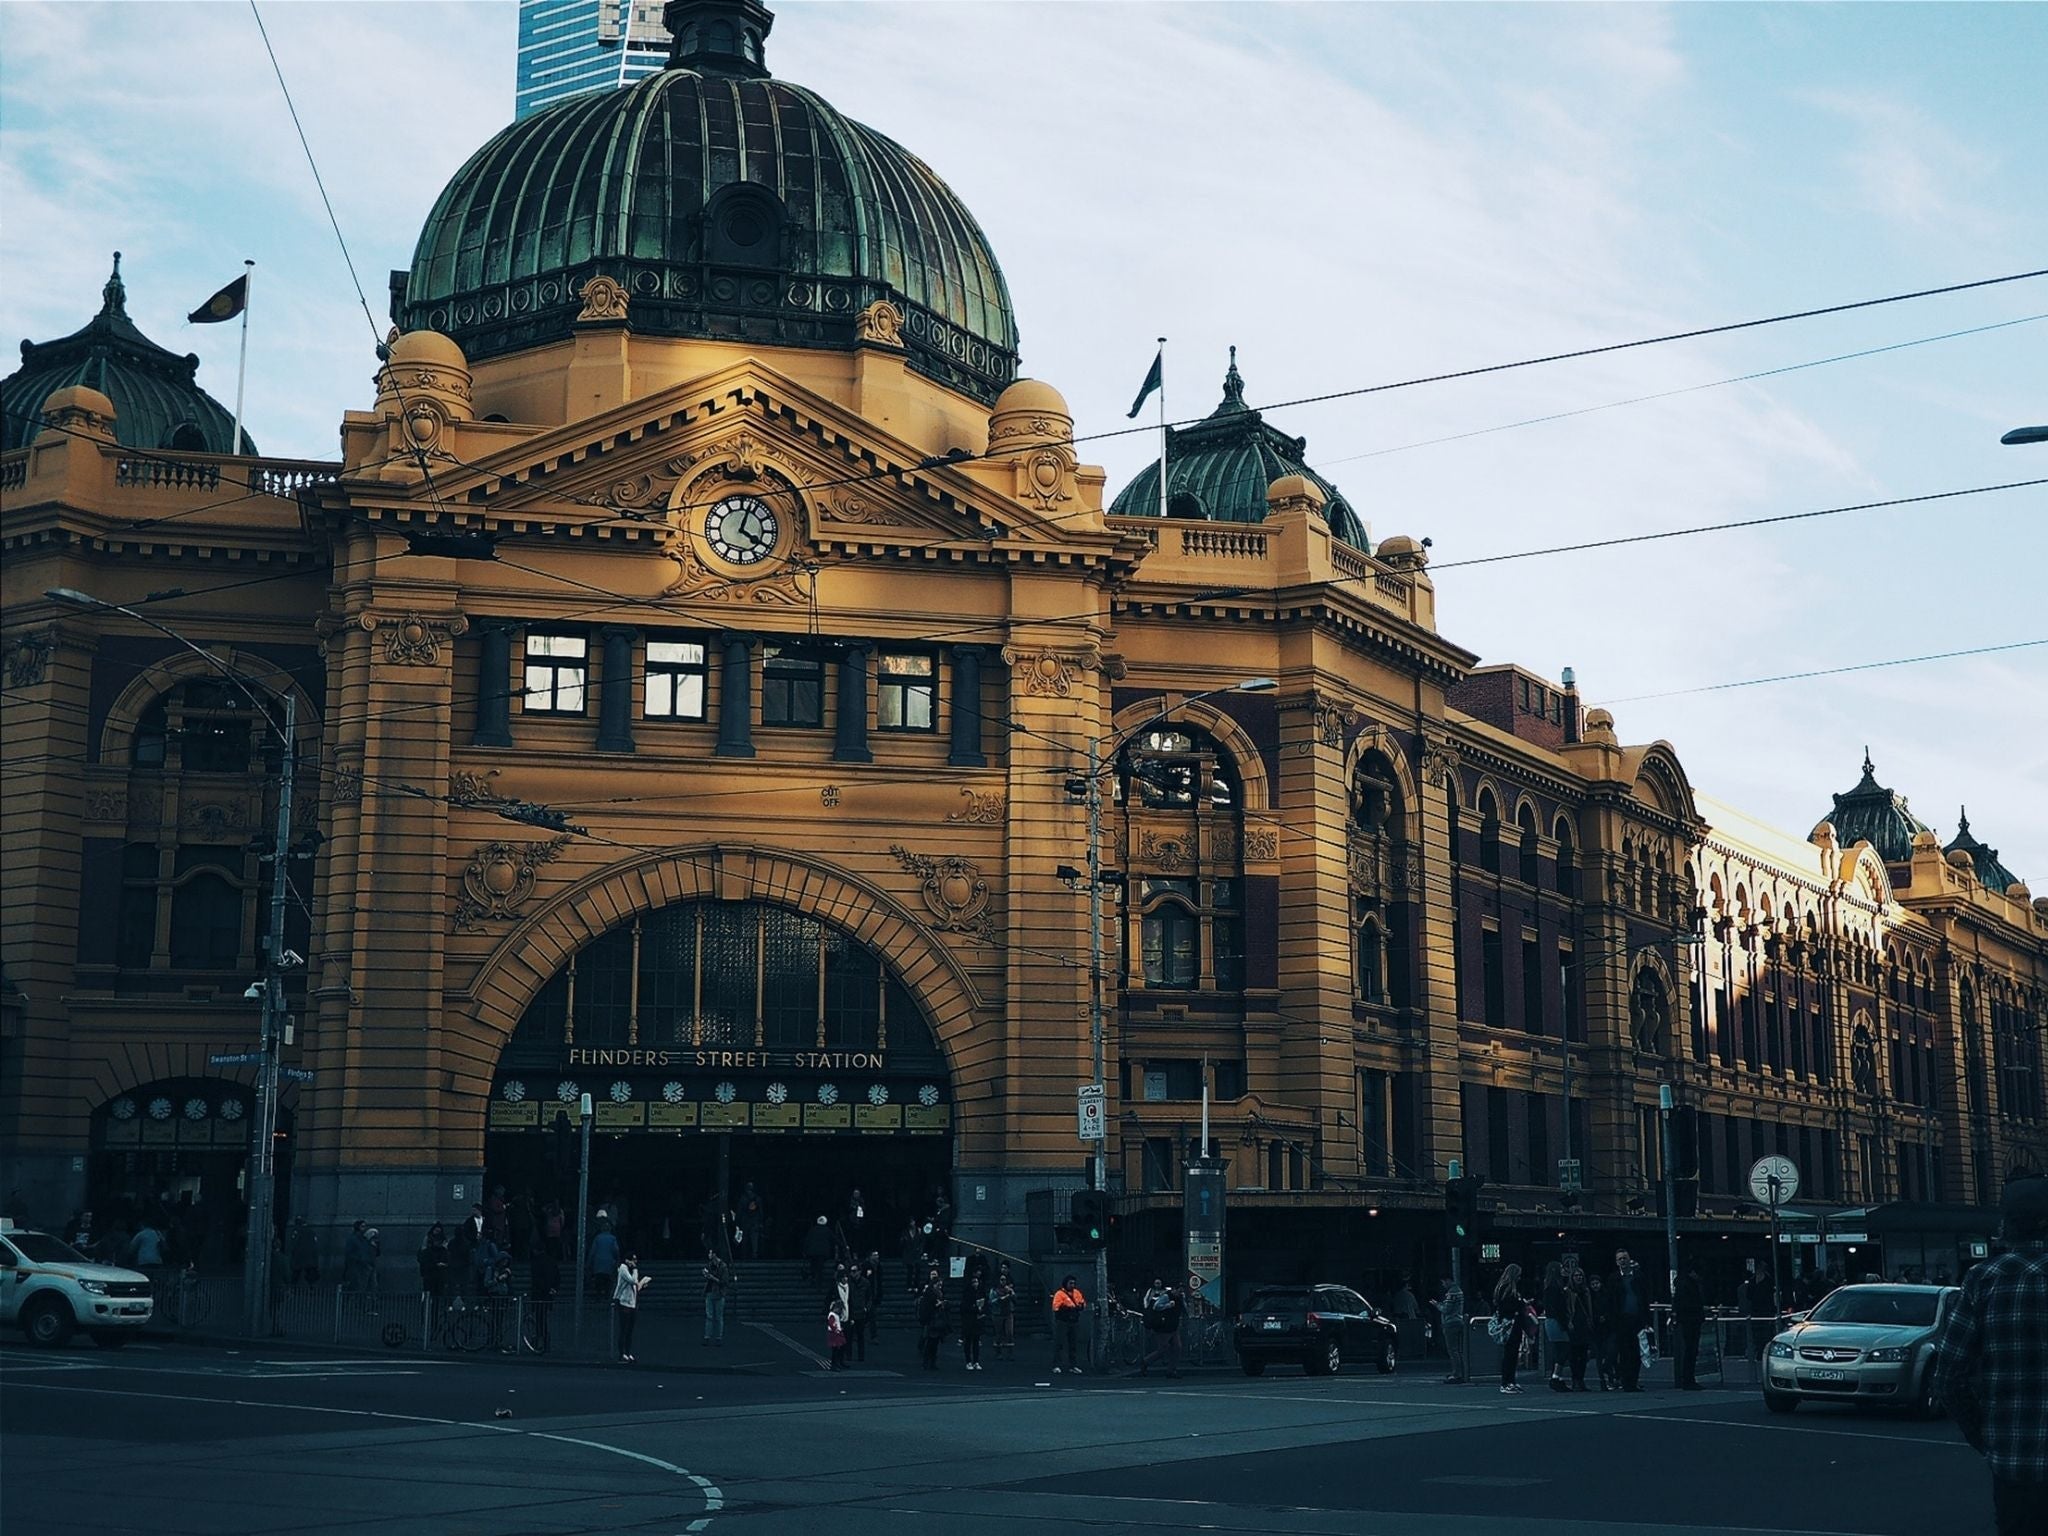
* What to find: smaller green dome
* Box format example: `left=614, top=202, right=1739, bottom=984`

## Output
left=1826, top=749, right=1931, bottom=864
left=2, top=255, right=254, bottom=455
left=1945, top=807, right=2019, bottom=894
left=1108, top=350, right=1367, bottom=548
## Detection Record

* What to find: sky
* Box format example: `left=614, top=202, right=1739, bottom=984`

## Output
left=3, top=1, right=2044, bottom=882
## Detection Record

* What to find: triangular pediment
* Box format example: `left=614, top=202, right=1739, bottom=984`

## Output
left=363, top=359, right=1123, bottom=557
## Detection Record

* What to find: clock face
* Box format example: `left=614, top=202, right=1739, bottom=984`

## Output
left=705, top=494, right=780, bottom=567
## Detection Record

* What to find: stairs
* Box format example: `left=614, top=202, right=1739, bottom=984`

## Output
left=637, top=1259, right=1046, bottom=1335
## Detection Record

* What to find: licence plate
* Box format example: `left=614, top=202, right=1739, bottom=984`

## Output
left=1804, top=1369, right=1845, bottom=1382
left=1263, top=1319, right=1284, bottom=1331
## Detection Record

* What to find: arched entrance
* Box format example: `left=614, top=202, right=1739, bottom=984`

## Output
left=88, top=1077, right=294, bottom=1267
left=484, top=896, right=954, bottom=1263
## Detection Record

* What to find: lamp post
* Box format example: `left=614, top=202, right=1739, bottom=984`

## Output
left=46, top=587, right=298, bottom=1338
left=1075, top=676, right=1276, bottom=1364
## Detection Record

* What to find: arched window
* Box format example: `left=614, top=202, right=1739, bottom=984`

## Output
left=1446, top=778, right=1462, bottom=865
left=1477, top=790, right=1500, bottom=875
left=164, top=422, right=208, bottom=451
left=1352, top=753, right=1400, bottom=837
left=170, top=870, right=243, bottom=969
left=1555, top=815, right=1578, bottom=896
left=1121, top=726, right=1237, bottom=810
left=706, top=185, right=784, bottom=268
left=1166, top=491, right=1206, bottom=519
left=1141, top=899, right=1198, bottom=989
left=1119, top=722, right=1245, bottom=994
left=1516, top=802, right=1539, bottom=886
left=1356, top=915, right=1386, bottom=1005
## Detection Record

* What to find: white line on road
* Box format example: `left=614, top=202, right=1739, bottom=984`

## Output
left=745, top=1319, right=829, bottom=1369
left=8, top=1380, right=726, bottom=1532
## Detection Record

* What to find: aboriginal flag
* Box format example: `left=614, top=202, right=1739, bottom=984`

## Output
left=188, top=274, right=249, bottom=324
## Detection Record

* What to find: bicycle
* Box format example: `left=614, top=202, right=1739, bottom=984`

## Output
left=157, top=1267, right=209, bottom=1330
left=1104, top=1304, right=1146, bottom=1368
left=440, top=1294, right=488, bottom=1352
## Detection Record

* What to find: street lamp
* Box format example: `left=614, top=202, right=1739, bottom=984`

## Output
left=1075, top=676, right=1276, bottom=1361
left=46, top=586, right=298, bottom=1339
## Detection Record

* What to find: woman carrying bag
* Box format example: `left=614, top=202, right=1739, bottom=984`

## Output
left=1489, top=1264, right=1529, bottom=1394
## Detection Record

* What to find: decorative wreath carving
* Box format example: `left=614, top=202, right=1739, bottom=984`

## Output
left=5, top=629, right=54, bottom=688
left=454, top=836, right=570, bottom=932
left=889, top=844, right=995, bottom=940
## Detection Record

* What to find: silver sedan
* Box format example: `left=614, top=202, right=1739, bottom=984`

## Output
left=1762, top=1283, right=1959, bottom=1416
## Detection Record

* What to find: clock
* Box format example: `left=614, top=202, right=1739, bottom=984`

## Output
left=704, top=494, right=780, bottom=567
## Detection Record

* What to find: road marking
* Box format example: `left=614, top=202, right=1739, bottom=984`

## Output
left=7, top=1380, right=726, bottom=1532
left=745, top=1319, right=828, bottom=1369
left=1617, top=1408, right=1973, bottom=1448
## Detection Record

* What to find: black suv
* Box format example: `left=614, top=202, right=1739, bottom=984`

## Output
left=1234, top=1284, right=1399, bottom=1377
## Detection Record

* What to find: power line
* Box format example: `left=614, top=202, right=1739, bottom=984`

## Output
left=1603, top=640, right=2048, bottom=704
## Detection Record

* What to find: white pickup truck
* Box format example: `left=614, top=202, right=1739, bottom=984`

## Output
left=0, top=1217, right=155, bottom=1346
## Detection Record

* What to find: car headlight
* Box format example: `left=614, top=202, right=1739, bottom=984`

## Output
left=77, top=1279, right=110, bottom=1296
left=1768, top=1340, right=1795, bottom=1359
left=1863, top=1347, right=1908, bottom=1363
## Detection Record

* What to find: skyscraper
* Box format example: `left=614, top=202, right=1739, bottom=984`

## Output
left=516, top=0, right=669, bottom=120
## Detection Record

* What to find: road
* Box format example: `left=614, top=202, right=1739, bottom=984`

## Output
left=1, top=1338, right=1990, bottom=1536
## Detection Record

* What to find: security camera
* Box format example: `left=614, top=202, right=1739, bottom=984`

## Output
left=243, top=982, right=265, bottom=1001
left=280, top=949, right=306, bottom=970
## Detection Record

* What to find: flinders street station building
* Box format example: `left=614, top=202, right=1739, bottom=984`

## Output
left=4, top=0, right=2044, bottom=1297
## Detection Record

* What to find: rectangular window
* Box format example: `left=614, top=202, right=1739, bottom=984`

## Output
left=1481, top=928, right=1505, bottom=1028
left=1521, top=937, right=1543, bottom=1034
left=1358, top=1069, right=1389, bottom=1177
left=1697, top=1111, right=1717, bottom=1194
left=643, top=637, right=708, bottom=721
left=1486, top=1086, right=1511, bottom=1185
left=760, top=907, right=821, bottom=1049
left=761, top=646, right=824, bottom=727
left=1214, top=1059, right=1246, bottom=1101
left=1143, top=1137, right=1175, bottom=1192
left=117, top=843, right=160, bottom=969
left=875, top=651, right=936, bottom=731
left=1560, top=945, right=1579, bottom=1042
left=524, top=631, right=588, bottom=714
left=1527, top=1092, right=1549, bottom=1185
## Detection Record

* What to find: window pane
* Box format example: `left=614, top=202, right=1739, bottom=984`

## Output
left=637, top=904, right=698, bottom=1046
left=555, top=675, right=585, bottom=713
left=648, top=640, right=704, bottom=667
left=761, top=907, right=821, bottom=1049
left=697, top=903, right=759, bottom=1047
left=645, top=672, right=674, bottom=717
left=528, top=634, right=587, bottom=660
left=169, top=874, right=241, bottom=968
left=823, top=929, right=881, bottom=1049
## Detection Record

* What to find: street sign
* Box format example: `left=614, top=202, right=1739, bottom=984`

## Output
left=209, top=1051, right=263, bottom=1066
left=1076, top=1083, right=1105, bottom=1142
left=1826, top=1231, right=1868, bottom=1245
left=1480, top=1243, right=1502, bottom=1263
left=1747, top=1154, right=1800, bottom=1207
left=281, top=1067, right=314, bottom=1084
left=1557, top=1158, right=1583, bottom=1192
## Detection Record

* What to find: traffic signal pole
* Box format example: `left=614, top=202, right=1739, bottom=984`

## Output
left=1086, top=734, right=1108, bottom=1368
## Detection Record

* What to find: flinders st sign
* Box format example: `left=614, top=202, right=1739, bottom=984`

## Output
left=562, top=1048, right=888, bottom=1071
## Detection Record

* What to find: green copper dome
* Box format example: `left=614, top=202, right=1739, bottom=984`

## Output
left=1108, top=351, right=1369, bottom=549
left=398, top=0, right=1018, bottom=404
left=1826, top=749, right=1932, bottom=863
left=3, top=255, right=254, bottom=455
left=1945, top=807, right=2020, bottom=894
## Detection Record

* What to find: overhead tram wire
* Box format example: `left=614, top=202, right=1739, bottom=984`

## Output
left=1603, top=640, right=2048, bottom=705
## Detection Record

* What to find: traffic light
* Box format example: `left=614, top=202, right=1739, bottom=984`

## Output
left=1444, top=1175, right=1484, bottom=1246
left=1070, top=1189, right=1110, bottom=1249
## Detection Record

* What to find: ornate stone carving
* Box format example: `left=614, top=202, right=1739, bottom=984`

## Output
left=1139, top=831, right=1193, bottom=872
left=854, top=298, right=904, bottom=348
left=5, top=629, right=54, bottom=687
left=448, top=768, right=505, bottom=806
left=1316, top=700, right=1348, bottom=750
left=943, top=787, right=1005, bottom=825
left=454, top=836, right=570, bottom=932
left=1001, top=644, right=1104, bottom=699
left=359, top=611, right=467, bottom=667
left=1243, top=828, right=1278, bottom=861
left=1421, top=744, right=1458, bottom=789
left=608, top=453, right=703, bottom=512
left=1348, top=838, right=1380, bottom=895
left=181, top=797, right=252, bottom=836
left=822, top=492, right=893, bottom=526
left=1013, top=448, right=1074, bottom=511
left=129, top=788, right=163, bottom=826
left=331, top=764, right=363, bottom=806
left=575, top=275, right=629, bottom=323
left=84, top=787, right=127, bottom=823
left=890, top=844, right=994, bottom=940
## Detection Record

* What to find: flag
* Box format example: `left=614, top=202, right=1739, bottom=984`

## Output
left=1125, top=347, right=1163, bottom=419
left=188, top=274, right=249, bottom=325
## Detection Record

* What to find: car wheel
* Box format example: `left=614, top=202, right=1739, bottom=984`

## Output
left=1378, top=1336, right=1398, bottom=1374
left=24, top=1296, right=75, bottom=1348
left=1763, top=1389, right=1799, bottom=1414
left=92, top=1331, right=130, bottom=1350
left=1240, top=1357, right=1266, bottom=1377
left=1307, top=1338, right=1341, bottom=1376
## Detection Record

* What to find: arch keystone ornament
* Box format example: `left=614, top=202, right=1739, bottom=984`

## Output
left=455, top=836, right=571, bottom=932
left=890, top=844, right=995, bottom=940
left=360, top=610, right=467, bottom=667
left=854, top=298, right=904, bottom=348
left=575, top=275, right=630, bottom=324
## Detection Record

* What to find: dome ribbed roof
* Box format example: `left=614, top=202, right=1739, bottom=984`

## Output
left=1945, top=807, right=2020, bottom=894
left=1108, top=351, right=1368, bottom=549
left=399, top=2, right=1018, bottom=404
left=1826, top=749, right=1932, bottom=864
left=3, top=255, right=253, bottom=455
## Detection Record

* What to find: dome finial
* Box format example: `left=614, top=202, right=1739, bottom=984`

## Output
left=663, top=0, right=774, bottom=78
left=1957, top=804, right=1971, bottom=836
left=1220, top=346, right=1246, bottom=410
left=1860, top=745, right=1874, bottom=780
left=101, top=252, right=127, bottom=317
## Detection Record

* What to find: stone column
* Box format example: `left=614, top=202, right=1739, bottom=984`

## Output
left=834, top=640, right=873, bottom=764
left=596, top=625, right=637, bottom=754
left=472, top=620, right=515, bottom=748
left=715, top=634, right=755, bottom=758
left=948, top=645, right=988, bottom=767
left=1412, top=741, right=1467, bottom=1183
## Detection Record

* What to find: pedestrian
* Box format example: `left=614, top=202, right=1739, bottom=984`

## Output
left=703, top=1247, right=733, bottom=1347
left=127, top=1217, right=166, bottom=1272
left=417, top=1223, right=450, bottom=1316
left=527, top=1240, right=559, bottom=1354
left=613, top=1251, right=651, bottom=1362
left=802, top=1215, right=833, bottom=1288
left=1589, top=1272, right=1618, bottom=1390
left=862, top=1252, right=884, bottom=1346
left=1139, top=1278, right=1185, bottom=1378
left=1491, top=1264, right=1528, bottom=1394
left=1439, top=1274, right=1468, bottom=1384
left=485, top=1186, right=510, bottom=1249
left=994, top=1264, right=1019, bottom=1361
left=917, top=1267, right=951, bottom=1371
left=960, top=1267, right=989, bottom=1371
left=827, top=1267, right=852, bottom=1370
left=543, top=1199, right=565, bottom=1261
left=845, top=1188, right=868, bottom=1258
left=1541, top=1260, right=1570, bottom=1391
left=846, top=1256, right=872, bottom=1364
left=1611, top=1249, right=1649, bottom=1392
left=588, top=1221, right=620, bottom=1291
left=1389, top=1277, right=1420, bottom=1320
left=287, top=1217, right=319, bottom=1286
left=1566, top=1267, right=1595, bottom=1391
left=738, top=1182, right=766, bottom=1261
left=1674, top=1262, right=1707, bottom=1391
left=341, top=1219, right=378, bottom=1292
left=902, top=1217, right=926, bottom=1292
left=1051, top=1273, right=1087, bottom=1374
left=1933, top=1177, right=2048, bottom=1536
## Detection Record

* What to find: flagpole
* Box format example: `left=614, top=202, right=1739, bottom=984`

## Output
left=231, top=260, right=254, bottom=467
left=1155, top=336, right=1168, bottom=522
